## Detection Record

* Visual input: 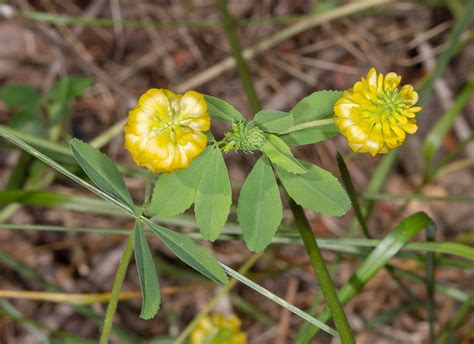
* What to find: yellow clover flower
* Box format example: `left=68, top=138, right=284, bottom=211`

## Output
left=333, top=67, right=421, bottom=156
left=190, top=314, right=247, bottom=344
left=124, top=89, right=210, bottom=173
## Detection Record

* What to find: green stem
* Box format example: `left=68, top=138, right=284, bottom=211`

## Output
left=426, top=225, right=436, bottom=343
left=100, top=172, right=152, bottom=343
left=281, top=118, right=334, bottom=134
left=290, top=200, right=355, bottom=344
left=216, top=0, right=262, bottom=113
left=99, top=232, right=135, bottom=344
left=217, top=0, right=353, bottom=340
left=141, top=171, right=153, bottom=213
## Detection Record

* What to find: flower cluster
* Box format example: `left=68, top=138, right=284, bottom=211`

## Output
left=124, top=89, right=210, bottom=173
left=190, top=314, right=247, bottom=344
left=333, top=68, right=421, bottom=156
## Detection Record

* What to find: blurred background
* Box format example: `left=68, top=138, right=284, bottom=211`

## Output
left=0, top=0, right=473, bottom=343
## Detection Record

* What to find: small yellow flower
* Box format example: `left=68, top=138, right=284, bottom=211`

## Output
left=124, top=89, right=210, bottom=173
left=333, top=68, right=421, bottom=156
left=190, top=314, right=247, bottom=344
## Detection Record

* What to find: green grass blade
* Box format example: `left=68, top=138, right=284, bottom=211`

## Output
left=296, top=212, right=435, bottom=342
left=361, top=192, right=474, bottom=202
left=336, top=151, right=370, bottom=237
left=0, top=190, right=126, bottom=216
left=435, top=295, right=474, bottom=344
left=426, top=225, right=436, bottom=342
left=422, top=79, right=474, bottom=180
left=2, top=223, right=473, bottom=261
left=220, top=263, right=339, bottom=337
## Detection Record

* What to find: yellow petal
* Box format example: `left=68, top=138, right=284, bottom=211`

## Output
left=401, top=122, right=418, bottom=134
left=138, top=89, right=172, bottom=122
left=384, top=72, right=401, bottom=91
left=366, top=67, right=377, bottom=86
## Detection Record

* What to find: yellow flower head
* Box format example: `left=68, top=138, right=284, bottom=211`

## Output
left=333, top=68, right=421, bottom=156
left=124, top=89, right=210, bottom=173
left=190, top=314, right=247, bottom=344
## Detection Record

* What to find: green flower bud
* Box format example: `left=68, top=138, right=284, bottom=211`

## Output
left=224, top=121, right=265, bottom=153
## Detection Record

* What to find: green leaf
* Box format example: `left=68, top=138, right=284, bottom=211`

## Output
left=204, top=95, right=244, bottom=122
left=0, top=190, right=124, bottom=216
left=0, top=84, right=40, bottom=113
left=10, top=110, right=46, bottom=137
left=280, top=91, right=342, bottom=146
left=276, top=161, right=350, bottom=216
left=262, top=133, right=305, bottom=174
left=69, top=139, right=135, bottom=211
left=254, top=110, right=294, bottom=134
left=134, top=220, right=160, bottom=319
left=148, top=148, right=213, bottom=218
left=194, top=147, right=232, bottom=241
left=0, top=85, right=44, bottom=136
left=237, top=156, right=282, bottom=251
left=47, top=76, right=91, bottom=102
left=146, top=220, right=228, bottom=285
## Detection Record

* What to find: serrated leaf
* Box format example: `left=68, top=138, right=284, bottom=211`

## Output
left=134, top=220, right=160, bottom=319
left=70, top=138, right=135, bottom=211
left=204, top=95, right=244, bottom=122
left=254, top=110, right=294, bottom=134
left=146, top=220, right=228, bottom=285
left=276, top=160, right=350, bottom=216
left=262, top=133, right=305, bottom=174
left=280, top=90, right=342, bottom=146
left=194, top=147, right=232, bottom=241
left=148, top=148, right=213, bottom=218
left=238, top=156, right=282, bottom=252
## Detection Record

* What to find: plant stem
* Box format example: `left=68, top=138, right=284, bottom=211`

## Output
left=281, top=118, right=334, bottom=134
left=290, top=200, right=355, bottom=344
left=217, top=0, right=354, bottom=340
left=141, top=171, right=153, bottom=212
left=99, top=232, right=135, bottom=344
left=216, top=0, right=262, bottom=113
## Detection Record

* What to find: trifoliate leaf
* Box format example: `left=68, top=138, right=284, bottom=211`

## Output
left=194, top=147, right=232, bottom=241
left=276, top=160, right=351, bottom=216
left=134, top=220, right=160, bottom=319
left=204, top=95, right=245, bottom=122
left=280, top=91, right=342, bottom=146
left=147, top=221, right=228, bottom=285
left=254, top=110, right=294, bottom=134
left=148, top=148, right=213, bottom=218
left=238, top=156, right=282, bottom=251
left=262, top=133, right=305, bottom=174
